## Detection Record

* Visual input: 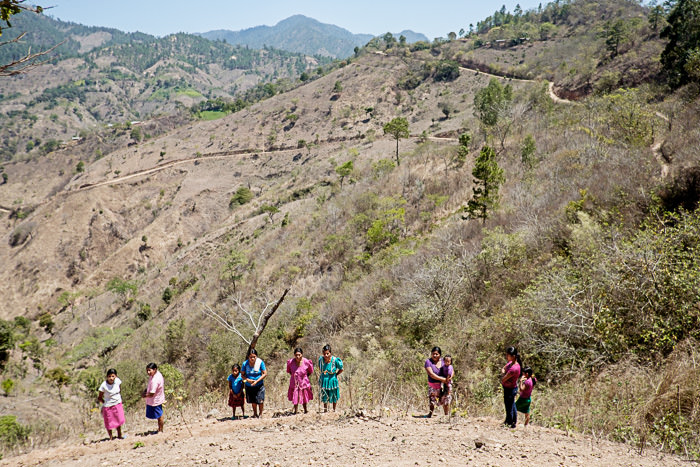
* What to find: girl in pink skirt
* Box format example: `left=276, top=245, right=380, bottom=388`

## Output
left=286, top=347, right=313, bottom=414
left=98, top=368, right=125, bottom=440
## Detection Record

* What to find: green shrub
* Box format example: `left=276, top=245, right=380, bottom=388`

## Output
left=0, top=415, right=30, bottom=450
left=229, top=187, right=253, bottom=208
left=1, top=379, right=14, bottom=397
left=162, top=287, right=173, bottom=305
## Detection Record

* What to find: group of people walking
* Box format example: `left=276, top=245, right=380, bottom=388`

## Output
left=226, top=345, right=344, bottom=419
left=95, top=344, right=535, bottom=441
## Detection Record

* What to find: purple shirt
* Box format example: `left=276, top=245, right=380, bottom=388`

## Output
left=440, top=364, right=454, bottom=380
left=425, top=358, right=443, bottom=383
left=520, top=377, right=534, bottom=398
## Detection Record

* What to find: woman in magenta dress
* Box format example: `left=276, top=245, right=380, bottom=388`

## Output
left=286, top=347, right=314, bottom=414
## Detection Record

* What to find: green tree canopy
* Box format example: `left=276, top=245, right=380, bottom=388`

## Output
left=661, top=0, right=700, bottom=87
left=106, top=277, right=138, bottom=307
left=335, top=160, right=354, bottom=187
left=383, top=117, right=409, bottom=166
left=473, top=78, right=513, bottom=127
left=465, top=145, right=505, bottom=222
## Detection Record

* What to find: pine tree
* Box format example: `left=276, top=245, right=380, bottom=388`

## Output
left=383, top=117, right=409, bottom=166
left=661, top=0, right=700, bottom=87
left=465, top=145, right=505, bottom=222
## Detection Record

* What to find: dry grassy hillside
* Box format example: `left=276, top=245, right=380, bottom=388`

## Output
left=3, top=0, right=700, bottom=461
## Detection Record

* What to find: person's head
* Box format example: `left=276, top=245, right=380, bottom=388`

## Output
left=231, top=363, right=240, bottom=377
left=430, top=346, right=442, bottom=362
left=247, top=348, right=258, bottom=365
left=522, top=366, right=536, bottom=385
left=294, top=347, right=303, bottom=362
left=146, top=362, right=158, bottom=377
left=505, top=346, right=518, bottom=362
left=322, top=344, right=331, bottom=360
left=443, top=355, right=452, bottom=366
left=106, top=368, right=117, bottom=384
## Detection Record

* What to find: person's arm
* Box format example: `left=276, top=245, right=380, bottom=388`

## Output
left=501, top=368, right=517, bottom=386
left=229, top=377, right=234, bottom=392
left=425, top=365, right=446, bottom=382
left=307, top=359, right=313, bottom=375
left=97, top=390, right=104, bottom=404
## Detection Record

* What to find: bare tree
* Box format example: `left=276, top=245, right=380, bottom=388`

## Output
left=201, top=288, right=289, bottom=356
left=0, top=33, right=64, bottom=76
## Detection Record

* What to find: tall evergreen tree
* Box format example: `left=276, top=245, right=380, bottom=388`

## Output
left=383, top=117, right=409, bottom=166
left=465, top=145, right=505, bottom=222
left=661, top=0, right=700, bottom=87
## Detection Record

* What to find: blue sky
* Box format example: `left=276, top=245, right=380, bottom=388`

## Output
left=49, top=1, right=545, bottom=40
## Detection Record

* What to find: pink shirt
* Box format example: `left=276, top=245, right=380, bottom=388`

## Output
left=520, top=377, right=534, bottom=399
left=287, top=357, right=313, bottom=390
left=146, top=370, right=165, bottom=406
left=501, top=362, right=520, bottom=389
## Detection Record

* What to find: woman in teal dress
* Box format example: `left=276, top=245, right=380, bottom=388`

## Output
left=318, top=344, right=344, bottom=412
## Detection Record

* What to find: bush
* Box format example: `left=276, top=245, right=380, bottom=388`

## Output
left=1, top=378, right=14, bottom=397
left=136, top=303, right=152, bottom=322
left=433, top=60, right=460, bottom=82
left=159, top=363, right=186, bottom=403
left=229, top=187, right=253, bottom=208
left=164, top=319, right=186, bottom=363
left=162, top=287, right=173, bottom=305
left=0, top=415, right=30, bottom=450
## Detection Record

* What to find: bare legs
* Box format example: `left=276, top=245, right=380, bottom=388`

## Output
left=107, top=426, right=123, bottom=440
left=252, top=402, right=264, bottom=418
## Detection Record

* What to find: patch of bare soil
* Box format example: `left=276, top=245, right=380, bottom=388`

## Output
left=4, top=410, right=693, bottom=466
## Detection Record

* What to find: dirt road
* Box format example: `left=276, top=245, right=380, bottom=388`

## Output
left=4, top=410, right=692, bottom=466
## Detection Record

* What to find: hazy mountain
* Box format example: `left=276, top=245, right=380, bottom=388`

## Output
left=0, top=13, right=332, bottom=162
left=199, top=15, right=428, bottom=58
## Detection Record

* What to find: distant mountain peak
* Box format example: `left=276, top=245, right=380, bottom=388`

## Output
left=199, top=15, right=428, bottom=59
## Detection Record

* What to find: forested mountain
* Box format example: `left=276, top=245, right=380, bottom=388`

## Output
left=2, top=0, right=700, bottom=462
left=199, top=14, right=428, bottom=58
left=0, top=13, right=333, bottom=162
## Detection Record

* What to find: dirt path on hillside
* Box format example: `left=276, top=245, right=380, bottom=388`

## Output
left=4, top=411, right=693, bottom=467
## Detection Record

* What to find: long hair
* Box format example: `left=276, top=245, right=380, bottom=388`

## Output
left=505, top=346, right=522, bottom=377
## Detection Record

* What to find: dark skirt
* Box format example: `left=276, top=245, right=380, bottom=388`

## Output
left=146, top=404, right=163, bottom=419
left=228, top=390, right=245, bottom=408
left=245, top=384, right=265, bottom=404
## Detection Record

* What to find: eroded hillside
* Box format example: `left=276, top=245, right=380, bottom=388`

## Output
left=2, top=0, right=700, bottom=461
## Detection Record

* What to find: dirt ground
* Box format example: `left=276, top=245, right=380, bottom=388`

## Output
left=3, top=408, right=696, bottom=467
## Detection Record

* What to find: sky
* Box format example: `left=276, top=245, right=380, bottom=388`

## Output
left=49, top=1, right=545, bottom=40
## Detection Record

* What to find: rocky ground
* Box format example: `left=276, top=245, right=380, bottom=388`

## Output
left=3, top=408, right=695, bottom=466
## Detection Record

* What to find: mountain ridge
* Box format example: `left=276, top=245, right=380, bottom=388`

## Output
left=198, top=14, right=428, bottom=58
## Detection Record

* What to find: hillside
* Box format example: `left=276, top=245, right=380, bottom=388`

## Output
left=198, top=15, right=428, bottom=58
left=2, top=0, right=700, bottom=462
left=0, top=13, right=332, bottom=163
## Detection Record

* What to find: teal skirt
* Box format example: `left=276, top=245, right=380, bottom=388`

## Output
left=320, top=386, right=339, bottom=403
left=515, top=396, right=531, bottom=413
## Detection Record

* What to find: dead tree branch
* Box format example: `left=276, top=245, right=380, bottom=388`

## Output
left=247, top=288, right=288, bottom=355
left=0, top=33, right=64, bottom=76
left=200, top=288, right=289, bottom=357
